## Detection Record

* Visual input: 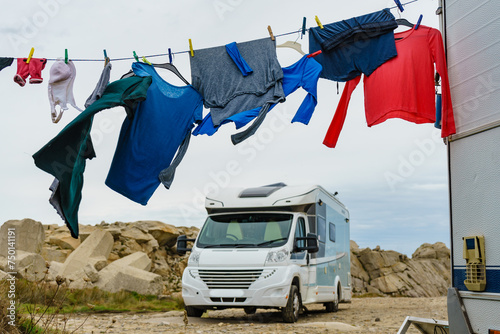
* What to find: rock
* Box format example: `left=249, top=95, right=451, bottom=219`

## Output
left=121, top=227, right=155, bottom=244
left=133, top=221, right=181, bottom=247
left=95, top=252, right=162, bottom=295
left=0, top=219, right=45, bottom=256
left=109, top=252, right=152, bottom=271
left=47, top=261, right=63, bottom=281
left=59, top=229, right=113, bottom=278
left=16, top=251, right=47, bottom=281
left=41, top=248, right=70, bottom=263
left=0, top=269, right=8, bottom=280
left=84, top=264, right=100, bottom=283
left=412, top=242, right=450, bottom=260
left=89, top=256, right=109, bottom=271
left=49, top=233, right=81, bottom=250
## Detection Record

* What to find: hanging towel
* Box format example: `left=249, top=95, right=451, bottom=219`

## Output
left=48, top=59, right=82, bottom=123
left=33, top=76, right=152, bottom=238
left=105, top=62, right=203, bottom=205
left=323, top=26, right=456, bottom=148
left=85, top=62, right=112, bottom=108
left=190, top=37, right=285, bottom=144
left=309, top=8, right=398, bottom=82
left=194, top=54, right=322, bottom=136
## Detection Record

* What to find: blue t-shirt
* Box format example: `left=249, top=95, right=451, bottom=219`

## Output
left=193, top=55, right=322, bottom=136
left=106, top=62, right=203, bottom=205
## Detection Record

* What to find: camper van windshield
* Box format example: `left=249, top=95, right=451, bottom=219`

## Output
left=197, top=213, right=293, bottom=248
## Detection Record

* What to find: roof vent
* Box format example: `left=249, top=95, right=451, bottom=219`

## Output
left=239, top=182, right=287, bottom=198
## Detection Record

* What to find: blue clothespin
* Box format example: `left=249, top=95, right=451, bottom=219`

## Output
left=394, top=0, right=404, bottom=12
left=104, top=49, right=110, bottom=66
left=64, top=49, right=68, bottom=64
left=103, top=49, right=108, bottom=59
left=415, top=15, right=423, bottom=30
left=301, top=17, right=306, bottom=39
left=133, top=51, right=139, bottom=62
left=168, top=48, right=173, bottom=64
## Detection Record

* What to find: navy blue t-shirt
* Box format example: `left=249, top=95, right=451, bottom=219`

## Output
left=106, top=62, right=203, bottom=205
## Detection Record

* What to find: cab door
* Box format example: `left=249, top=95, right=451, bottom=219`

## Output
left=290, top=216, right=309, bottom=299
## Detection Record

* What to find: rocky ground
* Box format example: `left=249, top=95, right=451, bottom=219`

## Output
left=53, top=297, right=447, bottom=334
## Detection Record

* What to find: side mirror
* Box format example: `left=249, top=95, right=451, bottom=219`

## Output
left=177, top=235, right=196, bottom=255
left=295, top=233, right=319, bottom=253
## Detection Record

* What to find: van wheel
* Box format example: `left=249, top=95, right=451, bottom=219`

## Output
left=185, top=306, right=205, bottom=317
left=244, top=306, right=257, bottom=315
left=325, top=286, right=339, bottom=312
left=282, top=285, right=300, bottom=323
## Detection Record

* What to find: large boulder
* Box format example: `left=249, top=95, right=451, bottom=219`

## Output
left=58, top=229, right=113, bottom=278
left=48, top=232, right=81, bottom=250
left=132, top=221, right=181, bottom=247
left=16, top=251, right=47, bottom=281
left=0, top=219, right=45, bottom=256
left=95, top=252, right=162, bottom=295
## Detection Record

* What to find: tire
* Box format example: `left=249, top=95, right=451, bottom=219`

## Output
left=325, top=285, right=339, bottom=313
left=282, top=285, right=300, bottom=323
left=185, top=305, right=205, bottom=317
left=244, top=306, right=257, bottom=315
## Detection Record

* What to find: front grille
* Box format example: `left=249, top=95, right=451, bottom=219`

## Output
left=193, top=269, right=264, bottom=289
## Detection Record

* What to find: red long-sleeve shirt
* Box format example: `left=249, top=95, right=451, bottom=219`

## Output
left=323, top=25, right=456, bottom=148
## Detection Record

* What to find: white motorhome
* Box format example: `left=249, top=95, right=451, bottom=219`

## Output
left=177, top=183, right=351, bottom=323
left=443, top=0, right=500, bottom=333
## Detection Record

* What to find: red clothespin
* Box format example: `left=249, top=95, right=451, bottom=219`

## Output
left=307, top=50, right=322, bottom=58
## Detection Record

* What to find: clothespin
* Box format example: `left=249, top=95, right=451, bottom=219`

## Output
left=64, top=49, right=68, bottom=64
left=394, top=0, right=404, bottom=12
left=307, top=50, right=322, bottom=58
left=189, top=39, right=194, bottom=57
left=104, top=49, right=110, bottom=66
left=142, top=56, right=152, bottom=65
left=301, top=17, right=307, bottom=38
left=26, top=47, right=35, bottom=64
left=133, top=51, right=139, bottom=62
left=168, top=48, right=173, bottom=64
left=414, top=15, right=423, bottom=30
left=315, top=16, right=324, bottom=29
left=267, top=25, right=275, bottom=41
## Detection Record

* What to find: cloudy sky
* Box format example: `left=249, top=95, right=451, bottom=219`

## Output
left=0, top=0, right=450, bottom=256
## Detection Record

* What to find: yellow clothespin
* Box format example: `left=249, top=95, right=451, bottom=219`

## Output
left=189, top=39, right=194, bottom=57
left=26, top=47, right=35, bottom=64
left=267, top=25, right=275, bottom=41
left=142, top=56, right=152, bottom=65
left=315, top=15, right=324, bottom=29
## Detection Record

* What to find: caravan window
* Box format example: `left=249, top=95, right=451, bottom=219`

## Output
left=295, top=217, right=306, bottom=248
left=317, top=216, right=326, bottom=243
left=329, top=223, right=336, bottom=242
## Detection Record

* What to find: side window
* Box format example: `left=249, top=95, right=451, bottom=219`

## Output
left=329, top=223, right=336, bottom=242
left=295, top=217, right=306, bottom=249
left=317, top=216, right=326, bottom=243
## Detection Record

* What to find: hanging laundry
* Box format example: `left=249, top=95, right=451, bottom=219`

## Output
left=194, top=54, right=322, bottom=137
left=309, top=8, right=398, bottom=82
left=323, top=26, right=456, bottom=148
left=32, top=76, right=153, bottom=238
left=48, top=59, right=83, bottom=123
left=13, top=57, right=47, bottom=86
left=85, top=62, right=112, bottom=108
left=190, top=38, right=285, bottom=144
left=105, top=62, right=203, bottom=205
left=0, top=57, right=14, bottom=72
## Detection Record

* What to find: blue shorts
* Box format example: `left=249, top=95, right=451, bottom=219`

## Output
left=309, top=8, right=398, bottom=82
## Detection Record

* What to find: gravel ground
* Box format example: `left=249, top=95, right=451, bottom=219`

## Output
left=54, top=297, right=447, bottom=334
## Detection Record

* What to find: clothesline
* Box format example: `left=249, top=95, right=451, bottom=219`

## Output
left=7, top=0, right=421, bottom=63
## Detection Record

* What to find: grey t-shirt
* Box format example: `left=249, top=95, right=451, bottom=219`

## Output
left=190, top=37, right=285, bottom=127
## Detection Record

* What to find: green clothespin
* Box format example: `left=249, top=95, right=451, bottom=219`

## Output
left=141, top=56, right=152, bottom=65
left=104, top=49, right=110, bottom=66
left=133, top=51, right=139, bottom=62
left=65, top=49, right=68, bottom=64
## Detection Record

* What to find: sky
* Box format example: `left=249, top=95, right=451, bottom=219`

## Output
left=0, top=0, right=450, bottom=257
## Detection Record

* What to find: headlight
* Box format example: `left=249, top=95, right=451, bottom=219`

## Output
left=265, top=248, right=289, bottom=263
left=188, top=251, right=200, bottom=264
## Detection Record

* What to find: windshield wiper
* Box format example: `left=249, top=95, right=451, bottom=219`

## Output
left=202, top=243, right=257, bottom=248
left=257, top=237, right=288, bottom=246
